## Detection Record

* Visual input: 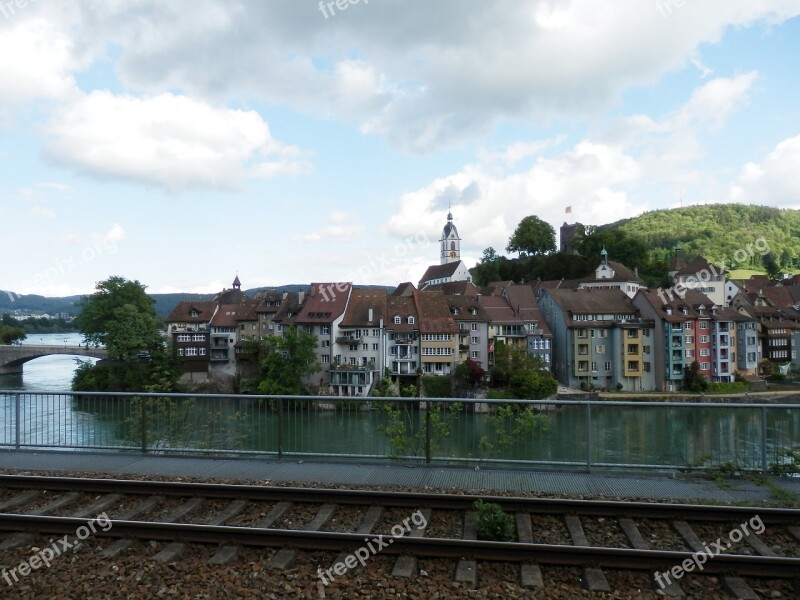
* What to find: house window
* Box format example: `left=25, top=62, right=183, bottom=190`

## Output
left=321, top=355, right=330, bottom=364
left=394, top=316, right=401, bottom=325
left=700, top=335, right=709, bottom=343
left=604, top=361, right=611, bottom=371
left=322, top=325, right=330, bottom=335
left=321, top=340, right=330, bottom=347
left=591, top=362, right=598, bottom=372
left=349, top=344, right=358, bottom=351
left=595, top=345, right=605, bottom=354
left=578, top=361, right=589, bottom=372
left=699, top=322, right=709, bottom=330
left=362, top=344, right=369, bottom=351
left=643, top=362, right=651, bottom=372
left=471, top=336, right=479, bottom=344
left=699, top=348, right=709, bottom=357
left=700, top=362, right=710, bottom=370
left=471, top=351, right=479, bottom=359
left=373, top=343, right=379, bottom=350
left=684, top=322, right=692, bottom=330
left=471, top=323, right=478, bottom=331
left=408, top=316, right=415, bottom=324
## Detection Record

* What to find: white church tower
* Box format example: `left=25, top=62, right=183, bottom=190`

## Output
left=440, top=210, right=461, bottom=264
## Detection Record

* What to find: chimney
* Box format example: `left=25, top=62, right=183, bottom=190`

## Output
left=368, top=307, right=374, bottom=323
left=298, top=291, right=305, bottom=305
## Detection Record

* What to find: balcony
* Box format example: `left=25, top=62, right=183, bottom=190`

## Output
left=459, top=344, right=469, bottom=351
left=394, top=337, right=414, bottom=345
left=331, top=361, right=375, bottom=372
left=336, top=336, right=362, bottom=344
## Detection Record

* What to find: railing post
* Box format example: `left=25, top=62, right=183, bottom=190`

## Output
left=585, top=402, right=592, bottom=472
left=278, top=397, right=284, bottom=460
left=760, top=405, right=768, bottom=475
left=425, top=401, right=432, bottom=464
left=140, top=396, right=148, bottom=454
left=14, top=392, right=21, bottom=450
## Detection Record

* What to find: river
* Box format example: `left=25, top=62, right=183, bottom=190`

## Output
left=0, top=333, right=798, bottom=469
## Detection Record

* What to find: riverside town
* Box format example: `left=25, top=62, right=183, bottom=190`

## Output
left=2, top=4, right=800, bottom=597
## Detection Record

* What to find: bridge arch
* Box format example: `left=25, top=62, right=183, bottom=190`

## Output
left=0, top=346, right=107, bottom=375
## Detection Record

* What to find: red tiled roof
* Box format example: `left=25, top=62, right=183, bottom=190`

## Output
left=414, top=290, right=458, bottom=334
left=211, top=304, right=242, bottom=327
left=294, top=283, right=352, bottom=323
left=165, top=301, right=216, bottom=324
left=340, top=288, right=388, bottom=327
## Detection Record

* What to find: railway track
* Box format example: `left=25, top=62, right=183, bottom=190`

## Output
left=1, top=474, right=799, bottom=598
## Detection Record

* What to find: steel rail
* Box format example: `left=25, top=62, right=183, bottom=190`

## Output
left=1, top=474, right=798, bottom=523
left=0, top=513, right=799, bottom=579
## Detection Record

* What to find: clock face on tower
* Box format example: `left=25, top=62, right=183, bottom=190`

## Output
left=449, top=251, right=457, bottom=258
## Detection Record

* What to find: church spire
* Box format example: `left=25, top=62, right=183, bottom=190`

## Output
left=440, top=207, right=461, bottom=265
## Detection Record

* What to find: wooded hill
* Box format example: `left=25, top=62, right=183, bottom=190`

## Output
left=602, top=204, right=799, bottom=270
left=471, top=204, right=795, bottom=287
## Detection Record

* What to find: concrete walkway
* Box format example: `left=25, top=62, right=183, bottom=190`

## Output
left=1, top=450, right=798, bottom=504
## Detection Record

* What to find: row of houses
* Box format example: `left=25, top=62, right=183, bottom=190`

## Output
left=165, top=277, right=555, bottom=396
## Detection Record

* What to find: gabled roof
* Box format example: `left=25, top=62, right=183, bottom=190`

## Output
left=165, top=301, right=216, bottom=324
left=582, top=260, right=644, bottom=284
left=635, top=289, right=717, bottom=322
left=273, top=292, right=302, bottom=324
left=256, top=290, right=286, bottom=314
left=294, top=283, right=352, bottom=324
left=392, top=282, right=416, bottom=297
left=675, top=256, right=723, bottom=278
left=759, top=286, right=794, bottom=308
left=418, top=262, right=463, bottom=286
left=421, top=280, right=479, bottom=295
left=386, top=296, right=419, bottom=332
left=211, top=304, right=241, bottom=327
left=545, top=288, right=638, bottom=317
left=478, top=295, right=523, bottom=325
left=340, top=288, right=388, bottom=327
left=413, top=290, right=458, bottom=334
left=445, top=295, right=487, bottom=321
left=235, top=299, right=259, bottom=322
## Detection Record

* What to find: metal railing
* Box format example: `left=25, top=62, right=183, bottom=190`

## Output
left=1, top=391, right=799, bottom=473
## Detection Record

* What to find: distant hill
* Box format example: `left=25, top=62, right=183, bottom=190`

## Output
left=1, top=284, right=395, bottom=319
left=598, top=204, right=799, bottom=269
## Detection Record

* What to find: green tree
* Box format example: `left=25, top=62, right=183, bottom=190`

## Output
left=506, top=216, right=556, bottom=256
left=762, top=253, right=782, bottom=281
left=470, top=247, right=504, bottom=286
left=105, top=304, right=163, bottom=362
left=0, top=323, right=26, bottom=345
left=257, top=326, right=321, bottom=395
left=76, top=276, right=159, bottom=350
left=491, top=342, right=557, bottom=399
left=73, top=276, right=178, bottom=392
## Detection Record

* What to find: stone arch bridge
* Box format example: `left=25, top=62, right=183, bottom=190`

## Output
left=0, top=345, right=107, bottom=375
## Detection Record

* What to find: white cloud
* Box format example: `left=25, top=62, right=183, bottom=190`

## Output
left=31, top=206, right=56, bottom=219
left=730, top=134, right=800, bottom=207
left=27, top=0, right=794, bottom=152
left=43, top=91, right=308, bottom=193
left=386, top=73, right=762, bottom=257
left=292, top=211, right=364, bottom=243
left=0, top=18, right=81, bottom=107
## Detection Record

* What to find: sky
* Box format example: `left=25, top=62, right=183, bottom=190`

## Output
left=1, top=1, right=799, bottom=297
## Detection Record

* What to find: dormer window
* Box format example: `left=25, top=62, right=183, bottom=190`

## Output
left=393, top=316, right=401, bottom=325
left=190, top=310, right=199, bottom=318
left=470, top=308, right=477, bottom=315
left=407, top=316, right=415, bottom=325
left=452, top=307, right=460, bottom=315
left=682, top=308, right=688, bottom=315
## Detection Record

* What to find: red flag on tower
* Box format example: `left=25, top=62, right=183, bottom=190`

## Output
left=565, top=206, right=572, bottom=214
